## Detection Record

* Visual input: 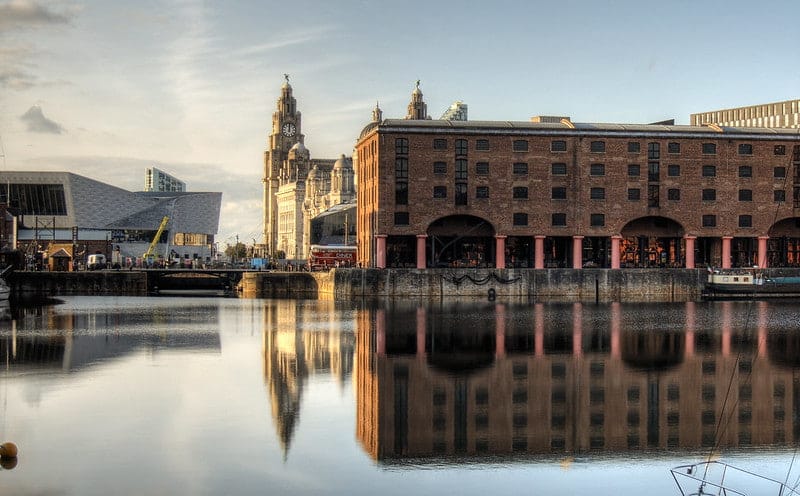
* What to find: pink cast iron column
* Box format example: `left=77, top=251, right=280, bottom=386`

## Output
left=416, top=234, right=427, bottom=269
left=758, top=236, right=769, bottom=268
left=611, top=235, right=622, bottom=269
left=721, top=236, right=732, bottom=269
left=375, top=234, right=387, bottom=269
left=495, top=304, right=506, bottom=358
left=572, top=236, right=584, bottom=269
left=416, top=307, right=426, bottom=357
left=684, top=235, right=696, bottom=269
left=534, top=235, right=545, bottom=269
left=495, top=235, right=507, bottom=269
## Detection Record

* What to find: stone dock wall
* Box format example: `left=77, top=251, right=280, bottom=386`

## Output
left=242, top=268, right=709, bottom=303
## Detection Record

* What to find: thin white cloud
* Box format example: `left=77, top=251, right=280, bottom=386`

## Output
left=0, top=68, right=36, bottom=89
left=0, top=0, right=72, bottom=31
left=20, top=105, right=65, bottom=134
left=235, top=27, right=337, bottom=57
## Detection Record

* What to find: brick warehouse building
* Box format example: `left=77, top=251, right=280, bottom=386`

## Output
left=355, top=86, right=800, bottom=270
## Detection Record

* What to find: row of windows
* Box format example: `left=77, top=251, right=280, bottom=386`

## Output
left=394, top=211, right=757, bottom=228
left=414, top=137, right=787, bottom=156
left=428, top=161, right=785, bottom=178
left=426, top=185, right=785, bottom=203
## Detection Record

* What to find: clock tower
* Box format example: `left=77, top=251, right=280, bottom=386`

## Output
left=263, top=74, right=305, bottom=255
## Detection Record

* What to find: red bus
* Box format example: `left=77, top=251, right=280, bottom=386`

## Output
left=309, top=245, right=356, bottom=270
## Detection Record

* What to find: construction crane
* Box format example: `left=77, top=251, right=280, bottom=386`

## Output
left=143, top=216, right=170, bottom=263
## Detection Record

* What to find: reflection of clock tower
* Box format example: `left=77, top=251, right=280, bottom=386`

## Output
left=263, top=74, right=305, bottom=254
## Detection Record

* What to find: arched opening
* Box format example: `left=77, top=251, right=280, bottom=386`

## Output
left=768, top=218, right=800, bottom=267
left=620, top=217, right=685, bottom=268
left=426, top=215, right=495, bottom=268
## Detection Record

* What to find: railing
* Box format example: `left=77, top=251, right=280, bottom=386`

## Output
left=671, top=461, right=800, bottom=496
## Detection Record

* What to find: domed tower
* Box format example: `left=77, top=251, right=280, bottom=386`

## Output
left=286, top=142, right=310, bottom=183
left=329, top=154, right=354, bottom=205
left=405, top=80, right=428, bottom=120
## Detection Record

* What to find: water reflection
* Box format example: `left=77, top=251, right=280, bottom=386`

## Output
left=0, top=299, right=221, bottom=372
left=355, top=300, right=800, bottom=462
left=261, top=300, right=355, bottom=457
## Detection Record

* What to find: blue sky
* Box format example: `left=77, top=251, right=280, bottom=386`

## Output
left=1, top=0, right=799, bottom=247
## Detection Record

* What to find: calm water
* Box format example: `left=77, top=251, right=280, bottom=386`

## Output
left=3, top=297, right=800, bottom=495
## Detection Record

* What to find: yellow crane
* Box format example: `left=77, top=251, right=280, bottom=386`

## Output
left=143, top=216, right=170, bottom=263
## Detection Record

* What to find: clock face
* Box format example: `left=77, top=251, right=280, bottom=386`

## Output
left=282, top=123, right=296, bottom=137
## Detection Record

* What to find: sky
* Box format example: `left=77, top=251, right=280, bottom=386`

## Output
left=1, top=0, right=800, bottom=248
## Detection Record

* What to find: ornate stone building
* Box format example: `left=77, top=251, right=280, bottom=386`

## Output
left=262, top=76, right=355, bottom=260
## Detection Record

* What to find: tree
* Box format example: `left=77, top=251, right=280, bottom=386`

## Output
left=224, top=242, right=247, bottom=261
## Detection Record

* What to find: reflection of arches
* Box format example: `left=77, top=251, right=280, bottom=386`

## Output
left=426, top=215, right=495, bottom=268
left=621, top=330, right=685, bottom=370
left=619, top=217, right=685, bottom=268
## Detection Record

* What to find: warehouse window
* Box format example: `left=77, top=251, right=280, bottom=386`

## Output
left=552, top=163, right=567, bottom=175
left=395, top=138, right=409, bottom=154
left=590, top=187, right=605, bottom=199
left=394, top=212, right=409, bottom=225
left=3, top=183, right=67, bottom=216
left=628, top=164, right=640, bottom=177
left=668, top=142, right=681, bottom=154
left=513, top=186, right=529, bottom=199
left=739, top=166, right=752, bottom=178
left=590, top=214, right=605, bottom=226
left=475, top=139, right=490, bottom=151
left=668, top=189, right=681, bottom=201
left=739, top=189, right=752, bottom=201
left=590, top=141, right=606, bottom=152
left=476, top=186, right=489, bottom=198
left=433, top=186, right=447, bottom=199
left=628, top=188, right=640, bottom=201
left=702, top=143, right=717, bottom=154
left=668, top=164, right=680, bottom=176
left=739, top=215, right=752, bottom=228
left=433, top=161, right=447, bottom=174
left=552, top=213, right=566, bottom=226
left=702, top=165, right=717, bottom=177
left=775, top=167, right=786, bottom=178
left=513, top=140, right=528, bottom=152
left=738, top=144, right=753, bottom=155
left=513, top=162, right=529, bottom=175
left=475, top=162, right=489, bottom=175
left=628, top=142, right=640, bottom=153
left=702, top=215, right=717, bottom=227
left=702, top=189, right=716, bottom=201
left=513, top=213, right=528, bottom=226
left=590, top=164, right=605, bottom=176
left=551, top=140, right=567, bottom=152
left=552, top=187, right=567, bottom=200
left=433, top=139, right=447, bottom=150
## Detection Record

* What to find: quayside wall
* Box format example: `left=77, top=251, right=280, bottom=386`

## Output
left=11, top=271, right=148, bottom=298
left=242, top=268, right=709, bottom=303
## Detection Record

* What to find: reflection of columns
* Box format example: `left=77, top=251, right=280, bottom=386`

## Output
left=758, top=236, right=769, bottom=268
left=573, top=302, right=582, bottom=357
left=721, top=236, right=732, bottom=269
left=611, top=235, right=622, bottom=269
left=534, top=235, right=545, bottom=269
left=495, top=235, right=507, bottom=269
left=610, top=302, right=620, bottom=359
left=416, top=234, right=427, bottom=269
left=757, top=301, right=767, bottom=358
left=685, top=302, right=695, bottom=358
left=721, top=301, right=732, bottom=357
left=684, top=235, right=696, bottom=269
left=534, top=303, right=544, bottom=356
left=572, top=236, right=584, bottom=269
left=416, top=306, right=426, bottom=356
left=377, top=308, right=386, bottom=356
left=375, top=234, right=387, bottom=269
left=495, top=304, right=506, bottom=357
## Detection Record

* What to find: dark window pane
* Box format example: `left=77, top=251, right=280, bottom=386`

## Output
left=513, top=186, right=528, bottom=199
left=433, top=139, right=447, bottom=150
left=775, top=167, right=786, bottom=178
left=513, top=140, right=528, bottom=152
left=738, top=143, right=753, bottom=155
left=513, top=212, right=528, bottom=226
left=668, top=188, right=680, bottom=200
left=590, top=163, right=605, bottom=176
left=668, top=142, right=680, bottom=154
left=476, top=162, right=489, bottom=175
left=394, top=211, right=409, bottom=225
left=739, top=189, right=752, bottom=201
left=702, top=165, right=716, bottom=177
left=395, top=181, right=408, bottom=205
left=628, top=142, right=640, bottom=153
left=739, top=166, right=752, bottom=178
left=552, top=213, right=566, bottom=226
left=475, top=139, right=489, bottom=151
left=775, top=190, right=786, bottom=202
left=551, top=140, right=567, bottom=152
left=552, top=187, right=567, bottom=200
left=455, top=139, right=468, bottom=156
left=702, top=143, right=716, bottom=154
left=433, top=186, right=447, bottom=198
left=702, top=215, right=716, bottom=227
left=628, top=188, right=640, bottom=200
left=513, top=162, right=528, bottom=175
left=590, top=213, right=605, bottom=226
left=590, top=141, right=605, bottom=152
left=775, top=145, right=786, bottom=156
left=552, top=163, right=567, bottom=175
left=590, top=187, right=605, bottom=199
left=739, top=215, right=752, bottom=228
left=702, top=189, right=716, bottom=201
left=628, top=164, right=640, bottom=176
left=433, top=161, right=447, bottom=174
left=476, top=186, right=489, bottom=198
left=668, top=164, right=680, bottom=176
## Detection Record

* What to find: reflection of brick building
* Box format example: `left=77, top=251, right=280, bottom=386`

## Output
left=355, top=301, right=798, bottom=461
left=356, top=85, right=800, bottom=270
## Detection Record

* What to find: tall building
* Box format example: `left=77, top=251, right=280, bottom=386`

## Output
left=144, top=167, right=186, bottom=192
left=440, top=101, right=468, bottom=121
left=355, top=84, right=800, bottom=270
left=262, top=76, right=355, bottom=260
left=691, top=99, right=800, bottom=128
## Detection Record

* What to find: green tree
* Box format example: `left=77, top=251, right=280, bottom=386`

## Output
left=224, top=242, right=247, bottom=261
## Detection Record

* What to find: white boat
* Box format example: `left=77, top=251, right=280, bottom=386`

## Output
left=704, top=268, right=800, bottom=299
